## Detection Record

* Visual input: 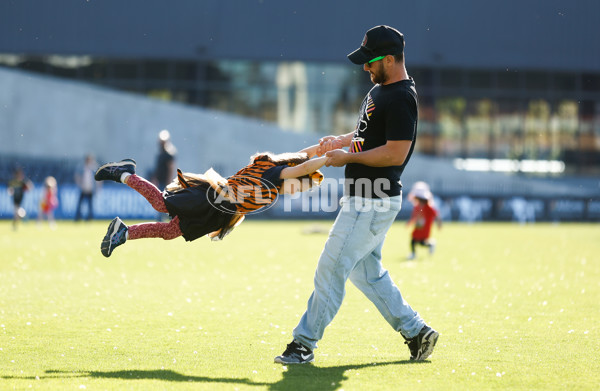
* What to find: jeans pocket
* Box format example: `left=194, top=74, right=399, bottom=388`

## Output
left=369, top=214, right=389, bottom=237
left=369, top=203, right=399, bottom=237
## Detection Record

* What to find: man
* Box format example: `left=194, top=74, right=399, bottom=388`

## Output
left=8, top=166, right=33, bottom=230
left=151, top=129, right=177, bottom=221
left=275, top=25, right=439, bottom=364
left=74, top=154, right=100, bottom=221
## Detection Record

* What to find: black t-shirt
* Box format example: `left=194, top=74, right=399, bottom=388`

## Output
left=345, top=78, right=418, bottom=198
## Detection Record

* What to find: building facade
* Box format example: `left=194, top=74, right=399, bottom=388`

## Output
left=1, top=0, right=599, bottom=175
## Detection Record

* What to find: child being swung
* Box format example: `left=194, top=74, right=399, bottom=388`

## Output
left=95, top=144, right=328, bottom=257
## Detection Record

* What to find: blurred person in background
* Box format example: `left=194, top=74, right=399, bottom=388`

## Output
left=7, top=166, right=33, bottom=230
left=37, top=176, right=59, bottom=229
left=151, top=130, right=177, bottom=221
left=275, top=25, right=438, bottom=365
left=406, top=181, right=441, bottom=260
left=74, top=154, right=100, bottom=221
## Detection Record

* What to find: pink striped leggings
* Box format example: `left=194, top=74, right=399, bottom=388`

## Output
left=125, top=175, right=182, bottom=240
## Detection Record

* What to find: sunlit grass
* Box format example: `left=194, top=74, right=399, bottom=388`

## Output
left=1, top=220, right=598, bottom=390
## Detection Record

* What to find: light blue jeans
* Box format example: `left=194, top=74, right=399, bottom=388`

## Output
left=293, top=195, right=425, bottom=350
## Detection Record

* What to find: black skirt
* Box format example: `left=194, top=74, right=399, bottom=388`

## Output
left=163, top=183, right=236, bottom=242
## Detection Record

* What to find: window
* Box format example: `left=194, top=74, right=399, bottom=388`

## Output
left=173, top=62, right=196, bottom=81
left=581, top=73, right=600, bottom=92
left=144, top=61, right=169, bottom=80
left=524, top=71, right=547, bottom=91
left=411, top=68, right=433, bottom=88
left=498, top=71, right=519, bottom=90
left=554, top=73, right=577, bottom=91
left=440, top=69, right=463, bottom=88
left=468, top=71, right=492, bottom=89
left=113, top=62, right=138, bottom=79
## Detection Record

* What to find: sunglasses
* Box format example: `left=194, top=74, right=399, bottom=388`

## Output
left=367, top=55, right=386, bottom=64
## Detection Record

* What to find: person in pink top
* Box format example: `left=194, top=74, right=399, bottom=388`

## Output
left=38, top=176, right=59, bottom=229
left=406, top=182, right=441, bottom=260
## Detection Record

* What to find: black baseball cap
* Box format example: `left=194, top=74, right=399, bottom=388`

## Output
left=347, top=25, right=405, bottom=64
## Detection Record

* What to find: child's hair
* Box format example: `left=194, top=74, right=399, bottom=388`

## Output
left=44, top=176, right=57, bottom=189
left=166, top=171, right=210, bottom=192
left=165, top=169, right=240, bottom=241
left=408, top=181, right=433, bottom=206
left=250, top=151, right=310, bottom=166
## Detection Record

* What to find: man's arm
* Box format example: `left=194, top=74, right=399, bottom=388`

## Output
left=325, top=140, right=412, bottom=167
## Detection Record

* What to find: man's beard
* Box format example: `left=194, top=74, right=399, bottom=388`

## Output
left=371, top=64, right=389, bottom=84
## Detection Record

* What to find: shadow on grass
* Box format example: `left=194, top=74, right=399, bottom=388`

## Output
left=271, top=360, right=427, bottom=390
left=2, top=360, right=429, bottom=390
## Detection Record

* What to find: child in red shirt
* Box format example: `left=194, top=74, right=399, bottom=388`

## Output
left=38, top=176, right=59, bottom=229
left=406, top=182, right=441, bottom=260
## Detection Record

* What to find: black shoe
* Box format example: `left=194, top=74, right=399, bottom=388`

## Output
left=101, top=217, right=128, bottom=257
left=274, top=340, right=314, bottom=364
left=95, top=159, right=136, bottom=182
left=404, top=325, right=439, bottom=361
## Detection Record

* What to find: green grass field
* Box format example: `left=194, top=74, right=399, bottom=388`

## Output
left=1, top=220, right=598, bottom=390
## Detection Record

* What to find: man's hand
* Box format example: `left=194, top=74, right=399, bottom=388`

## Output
left=319, top=135, right=337, bottom=145
left=325, top=149, right=349, bottom=167
left=317, top=136, right=344, bottom=156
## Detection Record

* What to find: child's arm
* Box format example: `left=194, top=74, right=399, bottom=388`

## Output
left=279, top=156, right=328, bottom=179
left=297, top=144, right=321, bottom=158
left=406, top=207, right=418, bottom=226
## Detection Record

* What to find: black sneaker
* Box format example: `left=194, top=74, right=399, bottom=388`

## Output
left=95, top=159, right=136, bottom=182
left=274, top=340, right=314, bottom=364
left=404, top=325, right=439, bottom=361
left=101, top=217, right=128, bottom=257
